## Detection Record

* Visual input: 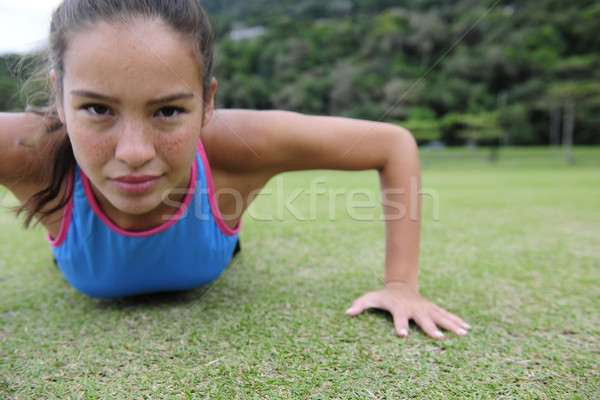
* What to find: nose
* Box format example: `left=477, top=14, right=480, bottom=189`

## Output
left=114, top=121, right=156, bottom=168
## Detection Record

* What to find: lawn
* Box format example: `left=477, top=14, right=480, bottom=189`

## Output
left=1, top=147, right=598, bottom=399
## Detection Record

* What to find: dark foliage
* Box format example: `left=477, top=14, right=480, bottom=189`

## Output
left=1, top=0, right=598, bottom=145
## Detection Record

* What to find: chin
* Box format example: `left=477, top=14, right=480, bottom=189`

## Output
left=118, top=198, right=163, bottom=215
left=105, top=191, right=163, bottom=215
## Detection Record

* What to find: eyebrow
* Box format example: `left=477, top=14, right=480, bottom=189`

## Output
left=70, top=90, right=119, bottom=103
left=148, top=93, right=195, bottom=105
left=70, top=90, right=195, bottom=105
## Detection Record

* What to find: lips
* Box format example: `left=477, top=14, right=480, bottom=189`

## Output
left=110, top=175, right=162, bottom=194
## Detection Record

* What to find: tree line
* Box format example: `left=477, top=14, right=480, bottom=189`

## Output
left=1, top=0, right=599, bottom=146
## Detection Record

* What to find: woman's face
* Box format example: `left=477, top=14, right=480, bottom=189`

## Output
left=55, top=19, right=215, bottom=228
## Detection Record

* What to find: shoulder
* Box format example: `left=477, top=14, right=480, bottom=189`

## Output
left=0, top=112, right=64, bottom=197
left=201, top=108, right=415, bottom=174
left=200, top=109, right=288, bottom=173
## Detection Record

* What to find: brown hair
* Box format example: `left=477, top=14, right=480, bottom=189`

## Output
left=18, top=0, right=216, bottom=227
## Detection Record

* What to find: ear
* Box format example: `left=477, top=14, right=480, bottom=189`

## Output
left=50, top=69, right=66, bottom=124
left=201, top=77, right=218, bottom=127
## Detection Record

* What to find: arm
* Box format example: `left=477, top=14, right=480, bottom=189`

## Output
left=205, top=109, right=470, bottom=339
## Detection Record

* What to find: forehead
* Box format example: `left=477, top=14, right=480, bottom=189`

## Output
left=62, top=19, right=203, bottom=98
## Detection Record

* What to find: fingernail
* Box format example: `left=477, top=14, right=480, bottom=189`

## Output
left=457, top=328, right=468, bottom=336
left=434, top=331, right=445, bottom=339
left=464, top=323, right=472, bottom=330
left=345, top=308, right=354, bottom=315
left=399, top=329, right=408, bottom=337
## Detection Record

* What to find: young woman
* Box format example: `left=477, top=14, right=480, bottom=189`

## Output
left=0, top=0, right=470, bottom=340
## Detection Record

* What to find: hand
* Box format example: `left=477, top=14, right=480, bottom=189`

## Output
left=345, top=281, right=471, bottom=340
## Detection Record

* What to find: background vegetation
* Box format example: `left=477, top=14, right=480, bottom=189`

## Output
left=1, top=0, right=599, bottom=146
left=204, top=0, right=600, bottom=146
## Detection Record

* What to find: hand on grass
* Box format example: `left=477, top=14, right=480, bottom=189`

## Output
left=345, top=281, right=471, bottom=340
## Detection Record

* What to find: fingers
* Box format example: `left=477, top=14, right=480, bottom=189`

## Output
left=411, top=304, right=471, bottom=339
left=428, top=303, right=471, bottom=337
left=347, top=293, right=447, bottom=340
left=391, top=310, right=409, bottom=338
left=346, top=290, right=472, bottom=340
left=389, top=307, right=446, bottom=340
left=345, top=292, right=379, bottom=317
left=411, top=311, right=446, bottom=340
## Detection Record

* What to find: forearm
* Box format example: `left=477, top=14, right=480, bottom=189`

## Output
left=344, top=124, right=470, bottom=339
left=379, top=128, right=421, bottom=291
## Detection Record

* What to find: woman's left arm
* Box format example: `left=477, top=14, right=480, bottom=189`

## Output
left=206, top=110, right=471, bottom=339
left=335, top=118, right=471, bottom=340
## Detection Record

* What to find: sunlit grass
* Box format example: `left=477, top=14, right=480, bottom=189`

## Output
left=1, top=147, right=598, bottom=399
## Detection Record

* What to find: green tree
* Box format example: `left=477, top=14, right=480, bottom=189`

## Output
left=0, top=55, right=25, bottom=111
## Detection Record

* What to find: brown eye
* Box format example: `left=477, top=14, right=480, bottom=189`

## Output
left=156, top=106, right=184, bottom=118
left=85, top=104, right=112, bottom=116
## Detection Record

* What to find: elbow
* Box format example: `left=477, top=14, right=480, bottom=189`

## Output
left=379, top=123, right=420, bottom=174
left=396, top=124, right=418, bottom=145
left=388, top=123, right=419, bottom=156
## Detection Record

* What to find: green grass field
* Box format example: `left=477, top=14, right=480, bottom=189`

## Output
left=1, top=147, right=598, bottom=399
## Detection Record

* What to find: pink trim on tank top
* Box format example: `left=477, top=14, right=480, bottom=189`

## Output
left=47, top=169, right=75, bottom=247
left=47, top=139, right=239, bottom=242
left=197, top=139, right=241, bottom=237
left=81, top=161, right=198, bottom=238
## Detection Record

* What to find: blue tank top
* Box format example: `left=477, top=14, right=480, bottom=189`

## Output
left=48, top=140, right=241, bottom=299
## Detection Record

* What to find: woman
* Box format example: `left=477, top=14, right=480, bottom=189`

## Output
left=0, top=0, right=470, bottom=340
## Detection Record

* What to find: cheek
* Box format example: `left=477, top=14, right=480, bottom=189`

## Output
left=156, top=129, right=199, bottom=167
left=68, top=125, right=115, bottom=170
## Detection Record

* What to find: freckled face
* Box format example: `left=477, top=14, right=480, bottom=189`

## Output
left=56, top=19, right=214, bottom=227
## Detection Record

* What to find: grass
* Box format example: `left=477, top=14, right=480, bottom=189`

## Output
left=1, top=146, right=599, bottom=399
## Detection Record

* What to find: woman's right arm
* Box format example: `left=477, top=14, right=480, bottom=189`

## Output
left=0, top=112, right=54, bottom=195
